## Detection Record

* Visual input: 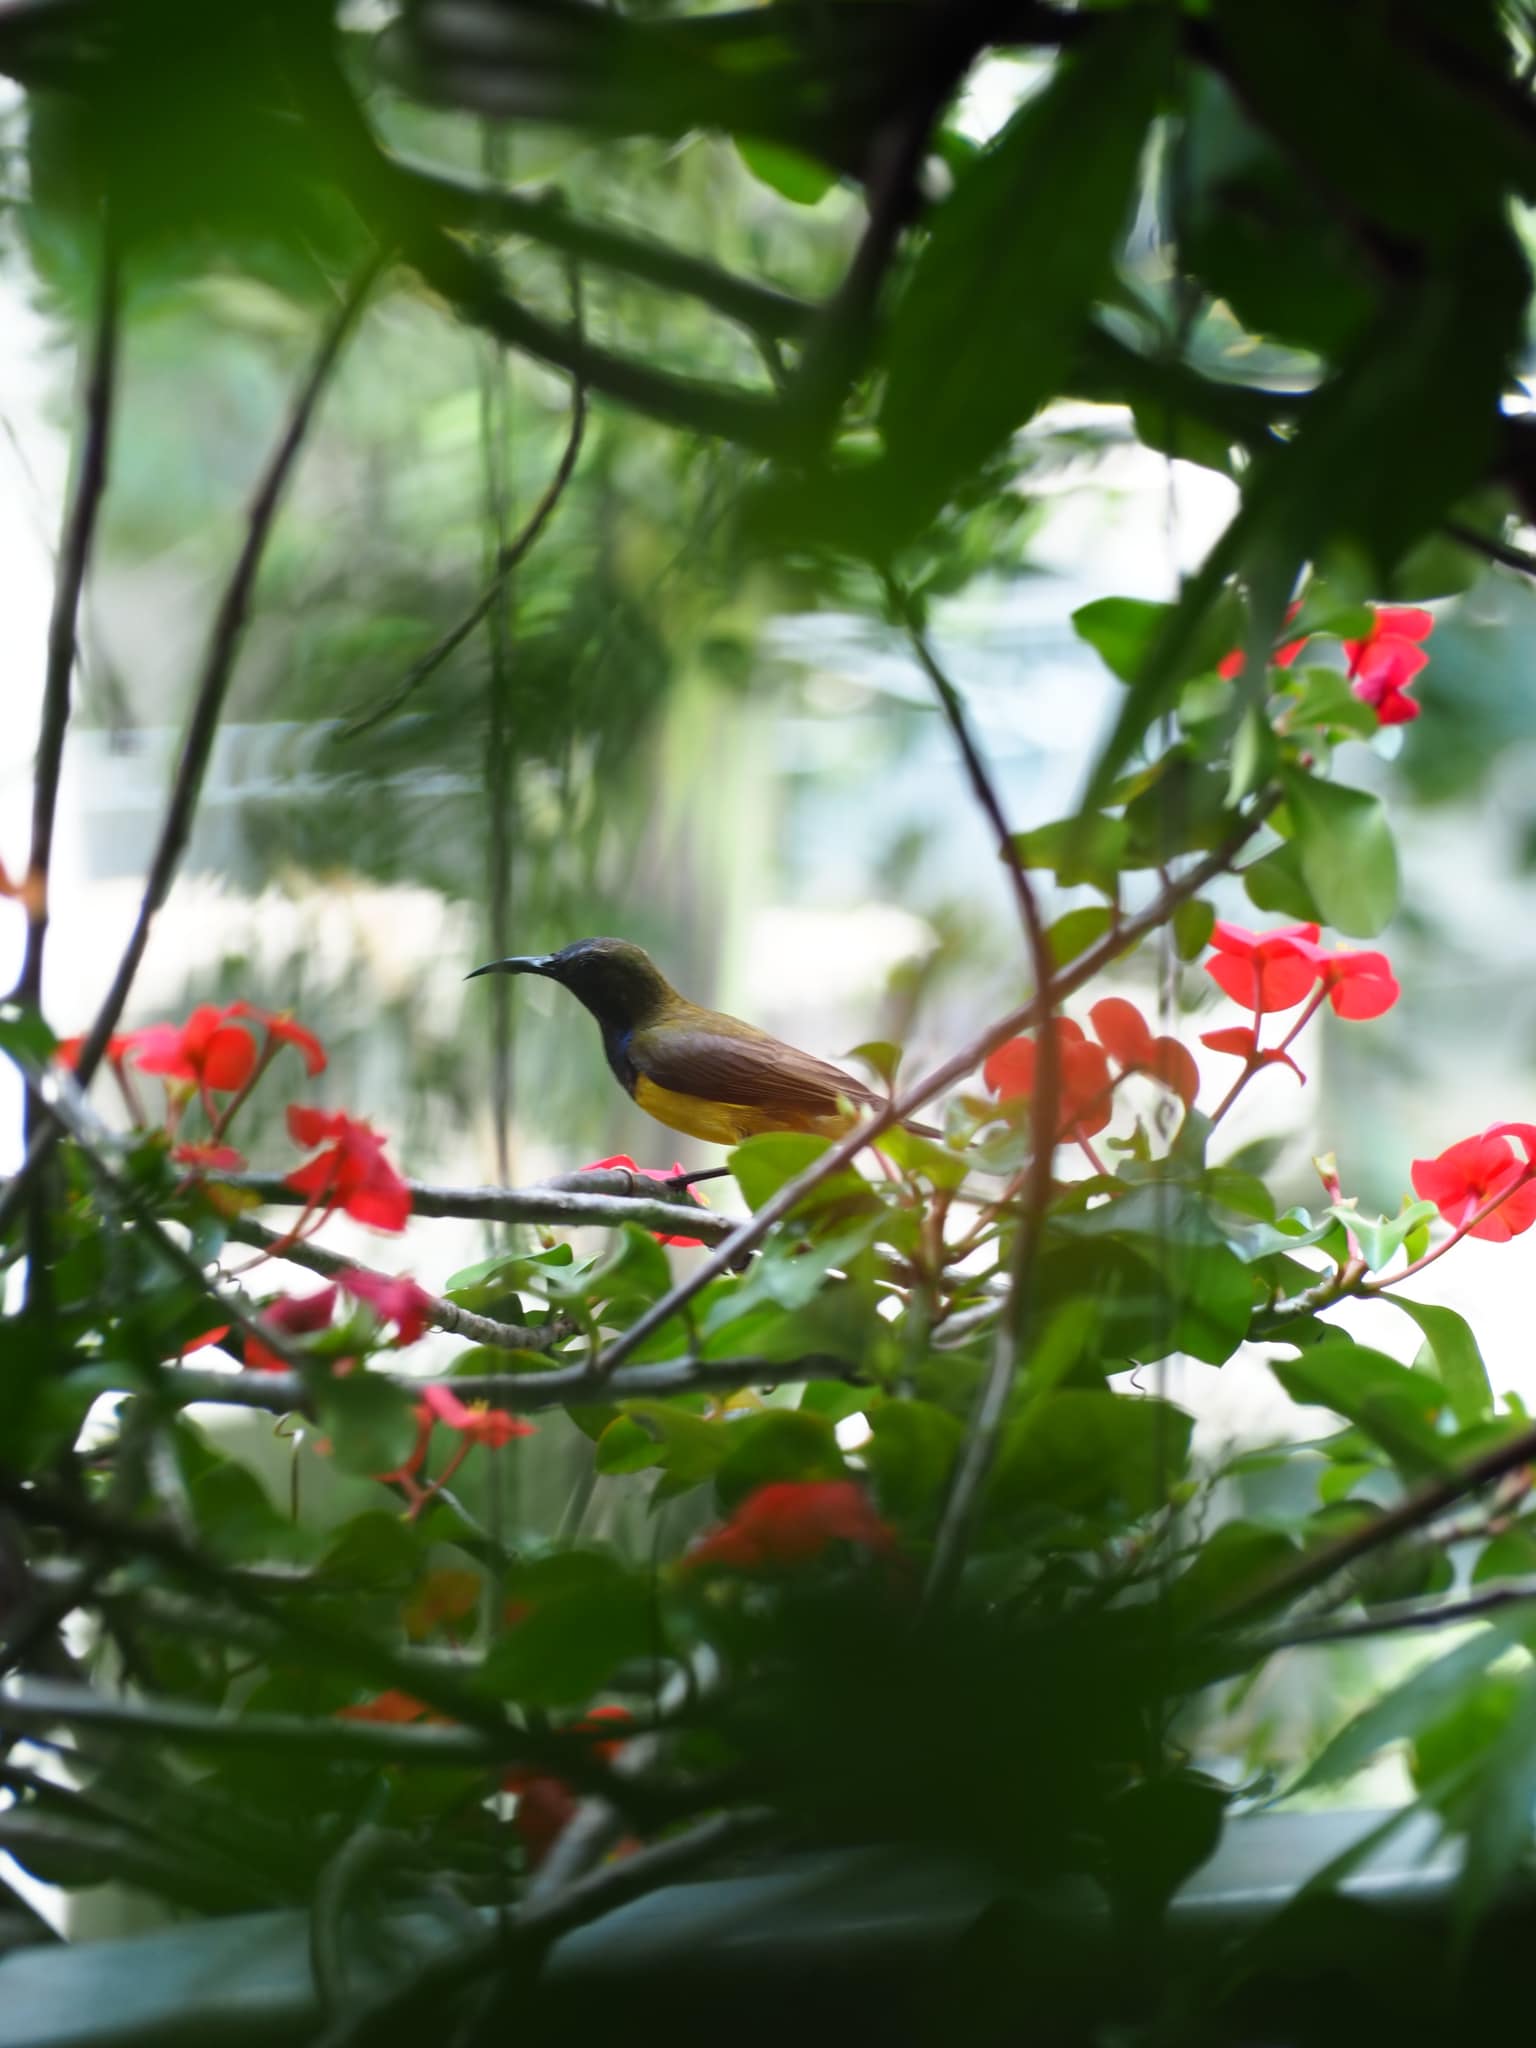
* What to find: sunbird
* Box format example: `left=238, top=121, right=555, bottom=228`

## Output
left=469, top=936, right=935, bottom=1146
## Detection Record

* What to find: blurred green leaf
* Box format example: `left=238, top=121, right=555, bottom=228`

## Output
left=1280, top=767, right=1399, bottom=937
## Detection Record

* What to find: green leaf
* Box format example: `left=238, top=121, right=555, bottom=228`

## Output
left=845, top=1039, right=901, bottom=1089
left=990, top=1391, right=1193, bottom=1520
left=878, top=15, right=1170, bottom=530
left=729, top=1133, right=870, bottom=1215
left=621, top=1400, right=736, bottom=1486
left=1326, top=1199, right=1437, bottom=1274
left=1388, top=1298, right=1495, bottom=1428
left=1170, top=1520, right=1299, bottom=1624
left=878, top=1123, right=969, bottom=1192
left=1172, top=898, right=1216, bottom=962
left=734, top=138, right=836, bottom=206
left=1289, top=1629, right=1513, bottom=1794
left=1012, top=812, right=1128, bottom=895
left=314, top=1376, right=417, bottom=1480
left=481, top=1553, right=654, bottom=1707
left=1279, top=766, right=1399, bottom=937
left=320, top=1511, right=422, bottom=1591
left=594, top=1414, right=664, bottom=1476
left=1241, top=840, right=1324, bottom=924
left=864, top=1400, right=963, bottom=1521
left=713, top=1409, right=845, bottom=1510
left=0, top=1001, right=56, bottom=1071
left=1269, top=1341, right=1449, bottom=1473
left=1071, top=598, right=1171, bottom=686
left=1045, top=904, right=1116, bottom=971
left=1454, top=1668, right=1536, bottom=1955
left=1283, top=665, right=1380, bottom=737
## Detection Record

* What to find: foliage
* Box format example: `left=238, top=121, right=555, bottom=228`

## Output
left=8, top=1, right=1536, bottom=2039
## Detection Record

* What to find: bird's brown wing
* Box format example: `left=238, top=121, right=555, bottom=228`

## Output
left=628, top=1016, right=881, bottom=1120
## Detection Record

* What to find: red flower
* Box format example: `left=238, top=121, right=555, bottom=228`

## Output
left=1313, top=947, right=1400, bottom=1021
left=1411, top=1131, right=1536, bottom=1243
left=228, top=1001, right=327, bottom=1077
left=246, top=1284, right=339, bottom=1372
left=1344, top=606, right=1433, bottom=727
left=172, top=1142, right=247, bottom=1174
left=983, top=1019, right=1113, bottom=1139
left=582, top=1154, right=707, bottom=1247
left=1215, top=601, right=1307, bottom=681
left=1204, top=921, right=1321, bottom=1014
left=339, top=1268, right=437, bottom=1345
left=133, top=1005, right=259, bottom=1093
left=55, top=1032, right=136, bottom=1071
left=285, top=1106, right=412, bottom=1232
left=1087, top=998, right=1199, bottom=1108
left=337, top=1690, right=434, bottom=1724
left=1198, top=1025, right=1304, bottom=1084
left=420, top=1380, right=534, bottom=1448
left=686, top=1480, right=895, bottom=1572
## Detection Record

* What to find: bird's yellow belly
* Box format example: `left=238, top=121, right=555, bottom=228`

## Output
left=632, top=1076, right=857, bottom=1147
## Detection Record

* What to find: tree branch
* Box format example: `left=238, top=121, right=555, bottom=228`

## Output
left=592, top=795, right=1278, bottom=1377
left=885, top=587, right=1061, bottom=1606
left=0, top=251, right=384, bottom=1247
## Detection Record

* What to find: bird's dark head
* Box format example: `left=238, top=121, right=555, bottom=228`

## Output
left=467, top=937, right=676, bottom=1030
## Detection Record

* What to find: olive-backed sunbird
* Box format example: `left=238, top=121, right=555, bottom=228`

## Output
left=468, top=936, right=936, bottom=1147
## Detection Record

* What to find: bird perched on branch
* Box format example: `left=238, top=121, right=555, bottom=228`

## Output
left=469, top=936, right=936, bottom=1147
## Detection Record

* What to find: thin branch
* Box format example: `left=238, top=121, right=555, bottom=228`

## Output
left=396, top=158, right=814, bottom=342
left=215, top=1168, right=735, bottom=1244
left=155, top=1353, right=866, bottom=1418
left=886, top=587, right=1060, bottom=1606
left=335, top=323, right=588, bottom=740
left=15, top=217, right=118, bottom=1013
left=1443, top=518, right=1536, bottom=579
left=592, top=794, right=1278, bottom=1377
left=226, top=1219, right=566, bottom=1354
left=1257, top=1573, right=1536, bottom=1652
left=0, top=251, right=384, bottom=1247
left=1213, top=1414, right=1536, bottom=1627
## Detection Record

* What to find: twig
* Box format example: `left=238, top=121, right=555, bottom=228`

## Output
left=396, top=158, right=813, bottom=342
left=1213, top=1415, right=1536, bottom=1627
left=155, top=1353, right=867, bottom=1418
left=1256, top=1573, right=1536, bottom=1652
left=226, top=1218, right=567, bottom=1353
left=14, top=219, right=117, bottom=1314
left=591, top=796, right=1278, bottom=1377
left=0, top=251, right=384, bottom=1247
left=1442, top=518, right=1536, bottom=578
left=885, top=586, right=1060, bottom=1605
left=215, top=1168, right=735, bottom=1244
left=335, top=324, right=588, bottom=740
left=14, top=218, right=118, bottom=1013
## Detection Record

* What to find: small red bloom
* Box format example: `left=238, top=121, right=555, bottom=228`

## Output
left=55, top=1032, right=136, bottom=1071
left=582, top=1155, right=707, bottom=1247
left=339, top=1268, right=437, bottom=1346
left=1215, top=601, right=1307, bottom=681
left=420, top=1380, right=535, bottom=1447
left=1204, top=921, right=1321, bottom=1014
left=336, top=1690, right=433, bottom=1725
left=983, top=1019, right=1113, bottom=1139
left=1344, top=606, right=1433, bottom=727
left=178, top=1324, right=232, bottom=1357
left=285, top=1106, right=412, bottom=1232
left=172, top=1142, right=248, bottom=1174
left=1411, top=1131, right=1536, bottom=1243
left=1087, top=998, right=1199, bottom=1108
left=1313, top=947, right=1400, bottom=1021
left=686, top=1480, right=895, bottom=1573
left=1198, top=1026, right=1304, bottom=1084
left=133, top=1005, right=259, bottom=1093
left=228, top=1001, right=328, bottom=1077
left=246, top=1284, right=339, bottom=1372
left=502, top=1707, right=636, bottom=1868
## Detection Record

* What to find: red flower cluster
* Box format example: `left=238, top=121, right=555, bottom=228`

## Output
left=984, top=1002, right=1196, bottom=1142
left=583, top=1155, right=708, bottom=1247
left=1203, top=923, right=1399, bottom=1021
left=286, top=1106, right=412, bottom=1232
left=1213, top=602, right=1434, bottom=728
left=686, top=1480, right=895, bottom=1572
left=1344, top=606, right=1433, bottom=727
left=246, top=1270, right=437, bottom=1372
left=1411, top=1127, right=1536, bottom=1244
left=59, top=1001, right=325, bottom=1101
left=375, top=1381, right=536, bottom=1517
left=246, top=1284, right=340, bottom=1373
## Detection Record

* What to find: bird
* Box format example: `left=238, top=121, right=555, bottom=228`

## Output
left=468, top=936, right=937, bottom=1147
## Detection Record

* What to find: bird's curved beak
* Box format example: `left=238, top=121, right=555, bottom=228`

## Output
left=466, top=954, right=554, bottom=981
